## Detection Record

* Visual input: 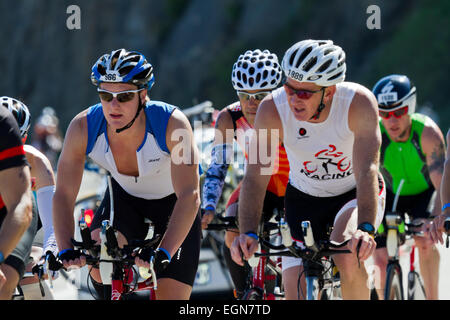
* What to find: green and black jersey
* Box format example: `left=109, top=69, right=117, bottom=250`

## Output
left=379, top=113, right=432, bottom=196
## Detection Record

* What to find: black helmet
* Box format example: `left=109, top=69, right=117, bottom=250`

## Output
left=372, top=74, right=416, bottom=114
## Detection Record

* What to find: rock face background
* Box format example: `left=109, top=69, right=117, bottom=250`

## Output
left=0, top=0, right=448, bottom=133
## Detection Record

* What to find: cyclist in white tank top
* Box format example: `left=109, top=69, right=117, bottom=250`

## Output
left=230, top=40, right=386, bottom=300
left=273, top=82, right=358, bottom=197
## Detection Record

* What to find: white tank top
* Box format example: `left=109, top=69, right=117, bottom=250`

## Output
left=273, top=82, right=358, bottom=197
left=85, top=101, right=175, bottom=200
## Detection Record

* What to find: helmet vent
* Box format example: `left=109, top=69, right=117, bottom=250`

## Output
left=296, top=47, right=312, bottom=68
left=302, top=56, right=317, bottom=72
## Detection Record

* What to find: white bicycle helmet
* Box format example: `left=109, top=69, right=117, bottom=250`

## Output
left=231, top=49, right=282, bottom=91
left=1, top=96, right=31, bottom=137
left=281, top=40, right=346, bottom=87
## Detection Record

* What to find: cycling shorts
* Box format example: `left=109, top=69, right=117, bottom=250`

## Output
left=225, top=183, right=285, bottom=223
left=0, top=203, right=38, bottom=279
left=376, top=186, right=435, bottom=248
left=282, top=176, right=385, bottom=271
left=90, top=178, right=202, bottom=287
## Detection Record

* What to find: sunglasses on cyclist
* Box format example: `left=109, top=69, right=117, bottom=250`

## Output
left=237, top=91, right=271, bottom=101
left=379, top=106, right=408, bottom=119
left=97, top=88, right=144, bottom=103
left=283, top=82, right=325, bottom=100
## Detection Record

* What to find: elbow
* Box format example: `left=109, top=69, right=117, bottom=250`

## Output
left=178, top=189, right=201, bottom=213
left=20, top=194, right=33, bottom=229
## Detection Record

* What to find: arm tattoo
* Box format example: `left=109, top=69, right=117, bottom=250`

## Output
left=428, top=141, right=445, bottom=173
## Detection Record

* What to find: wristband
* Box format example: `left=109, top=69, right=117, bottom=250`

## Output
left=245, top=231, right=259, bottom=241
left=157, top=247, right=171, bottom=262
left=0, top=251, right=4, bottom=264
left=442, top=203, right=450, bottom=211
left=204, top=205, right=215, bottom=212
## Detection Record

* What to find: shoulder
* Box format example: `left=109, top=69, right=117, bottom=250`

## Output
left=347, top=83, right=379, bottom=133
left=215, top=103, right=237, bottom=130
left=0, top=107, right=22, bottom=140
left=23, top=144, right=53, bottom=173
left=418, top=114, right=445, bottom=154
left=254, top=94, right=282, bottom=131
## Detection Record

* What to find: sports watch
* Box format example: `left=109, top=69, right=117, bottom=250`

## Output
left=357, top=222, right=376, bottom=236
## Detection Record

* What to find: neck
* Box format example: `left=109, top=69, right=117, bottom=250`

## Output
left=108, top=111, right=146, bottom=140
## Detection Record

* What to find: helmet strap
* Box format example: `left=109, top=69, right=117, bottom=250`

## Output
left=310, top=88, right=326, bottom=120
left=115, top=94, right=145, bottom=133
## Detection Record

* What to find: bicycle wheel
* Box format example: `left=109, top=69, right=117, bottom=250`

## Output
left=242, top=288, right=264, bottom=300
left=384, top=263, right=404, bottom=300
left=407, top=271, right=426, bottom=300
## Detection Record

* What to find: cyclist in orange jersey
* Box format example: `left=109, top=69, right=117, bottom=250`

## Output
left=201, top=49, right=288, bottom=298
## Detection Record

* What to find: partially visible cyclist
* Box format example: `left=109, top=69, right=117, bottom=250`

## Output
left=53, top=49, right=201, bottom=300
left=371, top=75, right=445, bottom=300
left=430, top=128, right=450, bottom=244
left=0, top=101, right=33, bottom=299
left=30, top=107, right=63, bottom=170
left=201, top=49, right=288, bottom=298
left=1, top=97, right=59, bottom=295
left=230, top=39, right=386, bottom=300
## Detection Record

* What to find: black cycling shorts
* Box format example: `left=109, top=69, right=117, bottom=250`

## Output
left=226, top=189, right=285, bottom=223
left=0, top=203, right=38, bottom=279
left=90, top=178, right=201, bottom=287
left=376, top=187, right=435, bottom=248
left=284, top=183, right=357, bottom=243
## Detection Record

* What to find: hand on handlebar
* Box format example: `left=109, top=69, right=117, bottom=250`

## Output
left=348, top=229, right=377, bottom=263
left=135, top=247, right=171, bottom=276
left=57, top=248, right=86, bottom=270
left=201, top=209, right=215, bottom=230
left=230, top=233, right=259, bottom=266
left=429, top=214, right=450, bottom=245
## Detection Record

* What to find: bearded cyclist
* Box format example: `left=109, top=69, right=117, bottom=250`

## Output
left=1, top=97, right=59, bottom=298
left=0, top=103, right=33, bottom=299
left=371, top=75, right=445, bottom=300
left=201, top=49, right=288, bottom=299
left=53, top=49, right=201, bottom=300
left=230, top=39, right=386, bottom=300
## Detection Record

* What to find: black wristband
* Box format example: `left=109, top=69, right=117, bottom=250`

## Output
left=357, top=222, right=376, bottom=236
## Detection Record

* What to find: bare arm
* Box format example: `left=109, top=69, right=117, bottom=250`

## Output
left=53, top=112, right=87, bottom=251
left=24, top=145, right=55, bottom=190
left=161, top=109, right=201, bottom=257
left=442, top=129, right=450, bottom=215
left=348, top=87, right=381, bottom=227
left=0, top=165, right=33, bottom=257
left=420, top=119, right=445, bottom=217
left=232, top=96, right=283, bottom=264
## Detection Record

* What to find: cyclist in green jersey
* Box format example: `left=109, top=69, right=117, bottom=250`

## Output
left=372, top=74, right=446, bottom=300
left=430, top=129, right=450, bottom=244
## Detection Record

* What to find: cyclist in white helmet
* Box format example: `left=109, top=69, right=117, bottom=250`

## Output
left=230, top=39, right=386, bottom=300
left=53, top=49, right=201, bottom=300
left=201, top=49, right=288, bottom=298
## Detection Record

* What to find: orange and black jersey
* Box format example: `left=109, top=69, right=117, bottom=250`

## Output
left=227, top=103, right=289, bottom=197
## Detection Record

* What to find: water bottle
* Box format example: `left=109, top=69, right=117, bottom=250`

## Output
left=99, top=220, right=113, bottom=285
left=139, top=219, right=155, bottom=280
